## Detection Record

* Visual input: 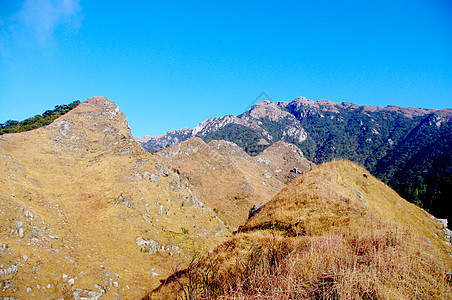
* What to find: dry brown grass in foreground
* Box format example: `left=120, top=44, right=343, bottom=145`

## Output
left=147, top=160, right=452, bottom=299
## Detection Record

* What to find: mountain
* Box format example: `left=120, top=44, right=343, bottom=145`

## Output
left=0, top=97, right=229, bottom=299
left=149, top=160, right=452, bottom=299
left=374, top=112, right=452, bottom=220
left=139, top=97, right=452, bottom=223
left=154, top=137, right=314, bottom=229
left=136, top=128, right=193, bottom=152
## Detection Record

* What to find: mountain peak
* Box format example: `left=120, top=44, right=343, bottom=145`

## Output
left=52, top=96, right=133, bottom=150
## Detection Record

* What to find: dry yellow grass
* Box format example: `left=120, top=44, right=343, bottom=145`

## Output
left=150, top=160, right=452, bottom=299
left=155, top=138, right=312, bottom=229
left=0, top=97, right=229, bottom=299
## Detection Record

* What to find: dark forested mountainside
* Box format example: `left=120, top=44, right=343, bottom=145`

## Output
left=268, top=105, right=422, bottom=170
left=0, top=100, right=80, bottom=135
left=375, top=116, right=452, bottom=221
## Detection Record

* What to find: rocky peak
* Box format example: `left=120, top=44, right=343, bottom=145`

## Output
left=192, top=115, right=244, bottom=136
left=47, top=96, right=136, bottom=154
left=73, top=96, right=131, bottom=135
left=242, top=100, right=292, bottom=122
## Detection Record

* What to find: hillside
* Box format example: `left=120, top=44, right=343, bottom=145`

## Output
left=150, top=160, right=452, bottom=299
left=154, top=138, right=314, bottom=229
left=139, top=97, right=452, bottom=224
left=0, top=97, right=229, bottom=299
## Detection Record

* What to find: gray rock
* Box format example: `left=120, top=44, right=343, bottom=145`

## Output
left=437, top=218, right=448, bottom=228
left=24, top=211, right=34, bottom=219
left=112, top=195, right=135, bottom=209
left=73, top=288, right=103, bottom=300
left=32, top=226, right=40, bottom=237
left=248, top=203, right=264, bottom=219
left=0, top=265, right=18, bottom=278
left=169, top=179, right=181, bottom=192
left=136, top=237, right=163, bottom=255
left=155, top=162, right=170, bottom=177
left=149, top=173, right=160, bottom=184
left=18, top=227, right=24, bottom=238
left=15, top=222, right=23, bottom=230
left=444, top=228, right=452, bottom=242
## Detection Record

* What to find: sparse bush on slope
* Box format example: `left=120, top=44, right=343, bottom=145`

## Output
left=148, top=160, right=452, bottom=299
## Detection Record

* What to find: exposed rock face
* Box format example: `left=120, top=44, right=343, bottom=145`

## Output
left=140, top=128, right=193, bottom=152
left=0, top=97, right=228, bottom=299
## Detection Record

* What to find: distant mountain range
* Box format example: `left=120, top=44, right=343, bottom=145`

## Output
left=138, top=97, right=452, bottom=223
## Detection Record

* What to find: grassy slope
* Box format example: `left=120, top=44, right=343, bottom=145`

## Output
left=155, top=138, right=313, bottom=229
left=151, top=160, right=452, bottom=299
left=0, top=97, right=229, bottom=299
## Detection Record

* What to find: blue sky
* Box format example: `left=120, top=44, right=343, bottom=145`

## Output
left=1, top=0, right=451, bottom=137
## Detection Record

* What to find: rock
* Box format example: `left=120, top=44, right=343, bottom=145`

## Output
left=444, top=228, right=452, bottom=242
left=248, top=203, right=264, bottom=219
left=68, top=278, right=75, bottom=285
left=15, top=222, right=23, bottom=230
left=112, top=194, right=135, bottom=209
left=0, top=265, right=18, bottom=278
left=73, top=288, right=103, bottom=300
left=136, top=237, right=162, bottom=255
left=26, top=287, right=32, bottom=293
left=32, top=226, right=40, bottom=237
left=437, top=218, right=448, bottom=228
left=18, top=228, right=24, bottom=238
left=169, top=179, right=181, bottom=192
left=149, top=173, right=160, bottom=184
left=155, top=162, right=170, bottom=177
left=24, top=211, right=34, bottom=219
left=290, top=167, right=302, bottom=174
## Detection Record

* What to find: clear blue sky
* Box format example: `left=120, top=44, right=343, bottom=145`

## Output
left=1, top=0, right=451, bottom=137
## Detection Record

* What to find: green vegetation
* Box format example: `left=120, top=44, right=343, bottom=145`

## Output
left=375, top=119, right=452, bottom=221
left=287, top=106, right=421, bottom=170
left=0, top=100, right=80, bottom=135
left=200, top=123, right=269, bottom=156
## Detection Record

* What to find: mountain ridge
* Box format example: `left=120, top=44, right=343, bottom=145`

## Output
left=139, top=96, right=452, bottom=224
